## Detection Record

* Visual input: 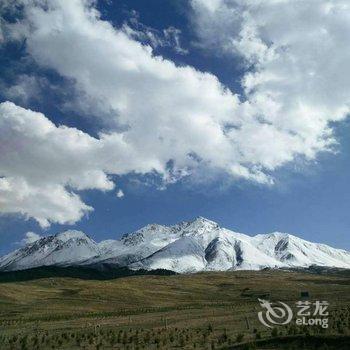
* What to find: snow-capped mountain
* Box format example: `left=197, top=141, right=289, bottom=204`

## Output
left=1, top=217, right=349, bottom=272
left=0, top=230, right=101, bottom=272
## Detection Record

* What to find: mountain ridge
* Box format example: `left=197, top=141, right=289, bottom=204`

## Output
left=1, top=217, right=349, bottom=272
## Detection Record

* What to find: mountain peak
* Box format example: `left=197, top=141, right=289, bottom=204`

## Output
left=186, top=216, right=219, bottom=228
left=187, top=216, right=220, bottom=230
left=141, top=223, right=165, bottom=232
left=55, top=230, right=90, bottom=242
left=194, top=216, right=217, bottom=223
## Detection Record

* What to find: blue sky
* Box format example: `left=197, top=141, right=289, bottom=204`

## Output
left=0, top=0, right=349, bottom=255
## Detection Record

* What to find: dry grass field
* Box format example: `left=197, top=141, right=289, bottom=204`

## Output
left=0, top=268, right=349, bottom=349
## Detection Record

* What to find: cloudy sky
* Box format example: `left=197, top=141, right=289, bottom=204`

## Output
left=0, top=0, right=350, bottom=254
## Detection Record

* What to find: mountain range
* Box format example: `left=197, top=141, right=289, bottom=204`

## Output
left=1, top=217, right=349, bottom=273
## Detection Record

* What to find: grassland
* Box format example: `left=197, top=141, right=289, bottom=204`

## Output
left=0, top=268, right=349, bottom=349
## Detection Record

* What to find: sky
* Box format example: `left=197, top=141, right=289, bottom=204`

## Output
left=0, top=0, right=349, bottom=255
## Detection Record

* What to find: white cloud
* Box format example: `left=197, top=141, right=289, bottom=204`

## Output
left=0, top=0, right=349, bottom=226
left=116, top=189, right=124, bottom=198
left=191, top=0, right=350, bottom=156
left=163, top=26, right=188, bottom=55
left=20, top=231, right=41, bottom=245
left=1, top=74, right=46, bottom=103
left=0, top=101, right=107, bottom=227
left=121, top=10, right=188, bottom=55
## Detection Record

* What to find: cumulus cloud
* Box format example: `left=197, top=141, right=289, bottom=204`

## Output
left=0, top=0, right=349, bottom=226
left=20, top=231, right=41, bottom=245
left=191, top=0, right=350, bottom=154
left=0, top=101, right=106, bottom=227
left=116, top=189, right=124, bottom=198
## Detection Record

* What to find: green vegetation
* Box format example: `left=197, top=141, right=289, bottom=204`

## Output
left=0, top=265, right=175, bottom=283
left=0, top=269, right=349, bottom=349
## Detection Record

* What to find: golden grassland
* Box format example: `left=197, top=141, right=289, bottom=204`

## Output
left=0, top=269, right=349, bottom=349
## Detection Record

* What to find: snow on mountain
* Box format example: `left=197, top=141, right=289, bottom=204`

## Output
left=130, top=220, right=284, bottom=272
left=85, top=223, right=181, bottom=266
left=131, top=236, right=207, bottom=273
left=252, top=232, right=350, bottom=269
left=0, top=218, right=349, bottom=272
left=0, top=230, right=100, bottom=271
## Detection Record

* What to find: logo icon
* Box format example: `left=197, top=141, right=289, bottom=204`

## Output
left=257, top=298, right=293, bottom=328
